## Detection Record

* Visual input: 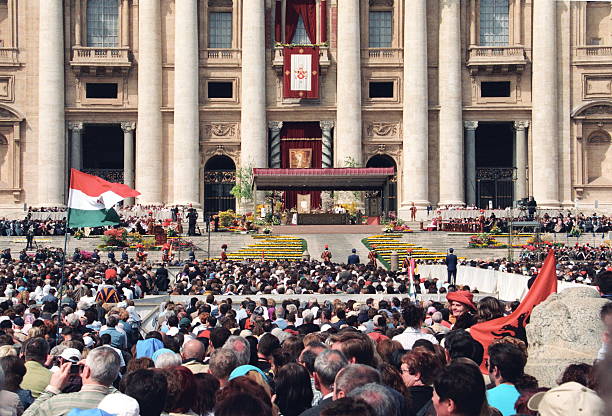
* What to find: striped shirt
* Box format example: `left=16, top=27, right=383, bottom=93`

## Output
left=23, top=384, right=115, bottom=416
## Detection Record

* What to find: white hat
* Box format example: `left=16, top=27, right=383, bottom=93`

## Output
left=527, top=382, right=605, bottom=416
left=98, top=393, right=140, bottom=416
left=60, top=348, right=82, bottom=363
left=83, top=336, right=95, bottom=348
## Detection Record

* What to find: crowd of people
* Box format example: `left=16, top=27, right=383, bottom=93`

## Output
left=0, top=267, right=609, bottom=416
left=0, top=244, right=609, bottom=415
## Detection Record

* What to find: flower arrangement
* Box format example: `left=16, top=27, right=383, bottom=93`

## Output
left=167, top=228, right=178, bottom=237
left=102, top=228, right=128, bottom=247
left=218, top=210, right=236, bottom=228
left=469, top=233, right=505, bottom=248
left=384, top=221, right=413, bottom=233
left=73, top=230, right=85, bottom=240
left=262, top=226, right=272, bottom=235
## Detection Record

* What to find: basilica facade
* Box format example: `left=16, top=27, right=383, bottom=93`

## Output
left=2, top=0, right=612, bottom=217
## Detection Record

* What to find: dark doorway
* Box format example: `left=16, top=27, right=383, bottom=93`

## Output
left=366, top=154, right=397, bottom=216
left=475, top=122, right=514, bottom=209
left=204, top=155, right=236, bottom=217
left=82, top=124, right=124, bottom=183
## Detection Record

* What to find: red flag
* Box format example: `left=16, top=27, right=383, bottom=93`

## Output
left=283, top=46, right=320, bottom=99
left=471, top=249, right=557, bottom=372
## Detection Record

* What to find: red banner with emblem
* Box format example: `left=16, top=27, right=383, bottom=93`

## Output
left=283, top=46, right=320, bottom=99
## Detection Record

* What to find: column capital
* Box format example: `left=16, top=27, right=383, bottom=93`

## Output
left=320, top=120, right=335, bottom=131
left=513, top=120, right=530, bottom=131
left=68, top=122, right=84, bottom=132
left=121, top=121, right=136, bottom=133
left=463, top=121, right=478, bottom=130
left=268, top=121, right=283, bottom=132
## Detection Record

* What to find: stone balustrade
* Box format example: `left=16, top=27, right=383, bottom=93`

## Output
left=202, top=48, right=241, bottom=66
left=0, top=47, right=19, bottom=66
left=362, top=48, right=403, bottom=66
left=466, top=45, right=527, bottom=73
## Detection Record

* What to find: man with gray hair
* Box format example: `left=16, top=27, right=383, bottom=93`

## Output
left=154, top=352, right=182, bottom=369
left=348, top=383, right=400, bottom=416
left=298, top=310, right=320, bottom=335
left=333, top=364, right=381, bottom=400
left=222, top=335, right=250, bottom=366
left=299, top=349, right=348, bottom=416
left=24, top=346, right=121, bottom=416
left=209, top=348, right=239, bottom=387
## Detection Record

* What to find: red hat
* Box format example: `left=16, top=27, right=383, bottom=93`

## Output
left=446, top=290, right=477, bottom=311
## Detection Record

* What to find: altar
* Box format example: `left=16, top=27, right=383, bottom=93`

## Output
left=297, top=213, right=350, bottom=225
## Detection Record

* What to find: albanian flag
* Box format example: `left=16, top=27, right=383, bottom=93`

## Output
left=471, top=249, right=558, bottom=372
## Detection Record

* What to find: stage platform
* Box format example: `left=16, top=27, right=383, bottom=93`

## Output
left=272, top=224, right=384, bottom=234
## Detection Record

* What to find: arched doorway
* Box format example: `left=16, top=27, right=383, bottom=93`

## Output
left=204, top=155, right=236, bottom=216
left=366, top=154, right=397, bottom=216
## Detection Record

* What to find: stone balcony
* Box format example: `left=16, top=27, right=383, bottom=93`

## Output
left=361, top=48, right=403, bottom=67
left=70, top=46, right=131, bottom=75
left=466, top=46, right=527, bottom=74
left=573, top=46, right=612, bottom=66
left=201, top=49, right=241, bottom=67
left=272, top=46, right=331, bottom=75
left=0, top=48, right=20, bottom=67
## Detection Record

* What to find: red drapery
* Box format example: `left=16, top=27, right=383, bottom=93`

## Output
left=281, top=122, right=322, bottom=209
left=285, top=0, right=317, bottom=44
left=275, top=0, right=282, bottom=42
left=320, top=0, right=327, bottom=43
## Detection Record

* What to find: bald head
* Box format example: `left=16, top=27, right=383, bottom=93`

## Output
left=181, top=339, right=206, bottom=361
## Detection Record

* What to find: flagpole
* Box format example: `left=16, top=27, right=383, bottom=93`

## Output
left=56, top=170, right=74, bottom=341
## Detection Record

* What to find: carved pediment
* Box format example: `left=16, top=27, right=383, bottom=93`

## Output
left=369, top=0, right=393, bottom=7
left=209, top=0, right=232, bottom=7
left=202, top=122, right=239, bottom=140
left=582, top=105, right=612, bottom=116
left=366, top=122, right=400, bottom=138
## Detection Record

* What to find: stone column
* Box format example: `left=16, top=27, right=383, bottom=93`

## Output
left=269, top=121, right=283, bottom=168
left=438, top=0, right=464, bottom=206
left=336, top=0, right=362, bottom=166
left=173, top=0, right=200, bottom=206
left=514, top=121, right=529, bottom=201
left=464, top=121, right=478, bottom=207
left=75, top=0, right=82, bottom=46
left=121, top=0, right=130, bottom=48
left=136, top=0, right=163, bottom=204
left=320, top=121, right=334, bottom=168
left=69, top=123, right=83, bottom=171
left=531, top=0, right=559, bottom=206
left=121, top=122, right=136, bottom=204
left=402, top=0, right=429, bottom=210
left=240, top=0, right=267, bottom=169
left=38, top=0, right=65, bottom=206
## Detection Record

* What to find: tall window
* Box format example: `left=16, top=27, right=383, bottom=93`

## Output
left=369, top=11, right=392, bottom=48
left=87, top=0, right=119, bottom=47
left=209, top=12, right=232, bottom=48
left=291, top=16, right=310, bottom=44
left=479, top=0, right=509, bottom=46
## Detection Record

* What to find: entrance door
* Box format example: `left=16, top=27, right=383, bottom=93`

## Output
left=476, top=168, right=514, bottom=209
left=204, top=155, right=236, bottom=216
left=366, top=154, right=397, bottom=215
left=365, top=191, right=382, bottom=217
left=82, top=124, right=124, bottom=182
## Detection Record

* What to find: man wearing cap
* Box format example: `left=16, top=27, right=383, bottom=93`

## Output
left=445, top=248, right=458, bottom=285
left=446, top=291, right=477, bottom=327
left=347, top=249, right=360, bottom=265
left=23, top=346, right=121, bottom=416
left=52, top=348, right=83, bottom=393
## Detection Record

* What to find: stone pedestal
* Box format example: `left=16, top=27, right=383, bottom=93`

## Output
left=173, top=0, right=200, bottom=206
left=438, top=0, right=464, bottom=206
left=38, top=0, right=65, bottom=206
left=136, top=0, right=163, bottom=204
left=336, top=0, right=362, bottom=167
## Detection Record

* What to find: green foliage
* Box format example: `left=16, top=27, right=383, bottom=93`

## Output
left=230, top=164, right=254, bottom=201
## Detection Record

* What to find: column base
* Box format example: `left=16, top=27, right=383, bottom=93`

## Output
left=438, top=200, right=465, bottom=207
left=33, top=202, right=67, bottom=209
left=398, top=206, right=430, bottom=221
left=171, top=201, right=202, bottom=209
left=534, top=200, right=561, bottom=209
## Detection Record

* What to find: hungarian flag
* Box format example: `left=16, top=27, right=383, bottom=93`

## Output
left=68, top=169, right=140, bottom=228
left=471, top=249, right=558, bottom=372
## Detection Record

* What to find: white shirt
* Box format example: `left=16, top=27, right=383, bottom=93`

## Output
left=392, top=327, right=438, bottom=350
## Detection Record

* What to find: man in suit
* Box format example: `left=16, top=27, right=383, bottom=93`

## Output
left=299, top=349, right=348, bottom=416
left=445, top=247, right=458, bottom=285
left=347, top=248, right=360, bottom=265
left=187, top=208, right=198, bottom=236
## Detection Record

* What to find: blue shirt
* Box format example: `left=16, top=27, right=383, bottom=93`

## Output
left=487, top=383, right=520, bottom=416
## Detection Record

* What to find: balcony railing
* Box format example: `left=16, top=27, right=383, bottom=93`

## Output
left=272, top=46, right=331, bottom=74
left=466, top=46, right=527, bottom=73
left=201, top=48, right=241, bottom=66
left=70, top=47, right=131, bottom=71
left=0, top=48, right=19, bottom=67
left=574, top=46, right=612, bottom=65
left=362, top=48, right=403, bottom=66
